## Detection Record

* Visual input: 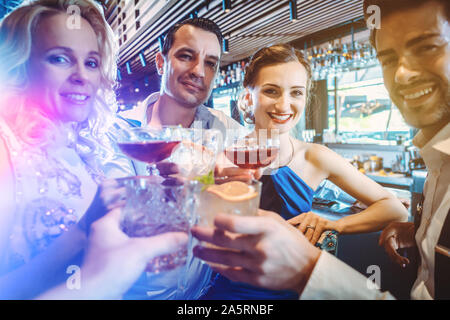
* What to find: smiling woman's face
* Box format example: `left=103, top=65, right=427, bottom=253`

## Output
left=250, top=61, right=308, bottom=134
left=28, top=12, right=101, bottom=123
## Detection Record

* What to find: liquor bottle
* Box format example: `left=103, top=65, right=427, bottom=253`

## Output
left=236, top=62, right=241, bottom=82
left=230, top=66, right=235, bottom=84
left=220, top=70, right=226, bottom=87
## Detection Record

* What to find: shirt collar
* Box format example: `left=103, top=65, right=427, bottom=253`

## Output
left=193, top=105, right=216, bottom=129
left=142, top=92, right=215, bottom=129
left=141, top=92, right=161, bottom=126
left=415, top=123, right=450, bottom=168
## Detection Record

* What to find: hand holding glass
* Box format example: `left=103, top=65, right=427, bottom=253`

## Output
left=117, top=176, right=198, bottom=273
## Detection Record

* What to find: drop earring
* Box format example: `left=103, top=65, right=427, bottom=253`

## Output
left=243, top=101, right=255, bottom=124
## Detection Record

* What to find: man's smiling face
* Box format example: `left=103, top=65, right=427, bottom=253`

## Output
left=157, top=25, right=221, bottom=109
left=375, top=1, right=450, bottom=129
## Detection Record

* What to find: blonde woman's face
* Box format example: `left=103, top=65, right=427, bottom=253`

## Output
left=250, top=61, right=308, bottom=134
left=28, top=13, right=101, bottom=123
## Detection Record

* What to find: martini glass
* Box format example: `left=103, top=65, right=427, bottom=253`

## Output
left=224, top=136, right=280, bottom=169
left=117, top=126, right=182, bottom=175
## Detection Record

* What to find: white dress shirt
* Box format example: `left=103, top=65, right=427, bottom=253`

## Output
left=301, top=251, right=394, bottom=299
left=410, top=123, right=450, bottom=299
left=300, top=123, right=450, bottom=300
left=120, top=92, right=245, bottom=139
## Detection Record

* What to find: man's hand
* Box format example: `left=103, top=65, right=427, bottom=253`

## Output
left=155, top=161, right=180, bottom=176
left=191, top=210, right=321, bottom=295
left=379, top=222, right=416, bottom=268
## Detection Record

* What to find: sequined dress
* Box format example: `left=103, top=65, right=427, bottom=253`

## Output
left=0, top=119, right=123, bottom=274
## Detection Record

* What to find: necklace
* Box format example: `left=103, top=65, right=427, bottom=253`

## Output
left=270, top=136, right=295, bottom=169
left=284, top=136, right=296, bottom=167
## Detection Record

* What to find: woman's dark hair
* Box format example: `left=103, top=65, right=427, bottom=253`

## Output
left=161, top=17, right=223, bottom=56
left=244, top=43, right=313, bottom=103
left=363, top=0, right=450, bottom=50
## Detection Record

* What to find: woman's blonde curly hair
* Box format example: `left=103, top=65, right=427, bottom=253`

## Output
left=0, top=0, right=119, bottom=170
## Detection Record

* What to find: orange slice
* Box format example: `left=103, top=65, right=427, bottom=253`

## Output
left=206, top=181, right=258, bottom=202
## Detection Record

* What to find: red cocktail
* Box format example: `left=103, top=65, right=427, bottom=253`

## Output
left=116, top=126, right=183, bottom=175
left=118, top=140, right=181, bottom=164
left=224, top=136, right=280, bottom=169
left=224, top=146, right=279, bottom=169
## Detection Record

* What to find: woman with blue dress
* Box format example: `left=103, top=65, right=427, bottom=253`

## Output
left=202, top=44, right=408, bottom=300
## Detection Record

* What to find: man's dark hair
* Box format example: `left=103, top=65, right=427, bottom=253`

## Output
left=161, top=18, right=223, bottom=56
left=363, top=0, right=450, bottom=50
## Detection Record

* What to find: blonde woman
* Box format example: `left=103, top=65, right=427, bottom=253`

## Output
left=0, top=0, right=138, bottom=298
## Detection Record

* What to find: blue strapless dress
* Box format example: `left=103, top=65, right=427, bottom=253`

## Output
left=201, top=167, right=315, bottom=300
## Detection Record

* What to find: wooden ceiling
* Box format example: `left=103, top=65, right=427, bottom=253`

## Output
left=113, top=0, right=364, bottom=87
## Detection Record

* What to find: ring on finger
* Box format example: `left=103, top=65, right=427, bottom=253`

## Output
left=306, top=225, right=316, bottom=231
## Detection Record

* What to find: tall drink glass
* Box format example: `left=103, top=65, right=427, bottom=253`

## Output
left=117, top=176, right=198, bottom=273
left=196, top=178, right=262, bottom=228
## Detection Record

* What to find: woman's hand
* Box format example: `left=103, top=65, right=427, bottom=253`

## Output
left=77, top=179, right=127, bottom=233
left=214, top=151, right=262, bottom=183
left=288, top=212, right=339, bottom=245
left=214, top=165, right=261, bottom=183
left=38, top=208, right=188, bottom=300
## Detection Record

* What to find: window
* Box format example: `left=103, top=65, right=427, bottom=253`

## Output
left=135, top=0, right=139, bottom=5
left=118, top=7, right=121, bottom=14
left=135, top=9, right=140, bottom=18
left=123, top=34, right=127, bottom=42
left=119, top=38, right=122, bottom=46
left=123, top=24, right=126, bottom=32
left=327, top=63, right=412, bottom=144
left=136, top=20, right=141, bottom=30
left=122, top=12, right=126, bottom=20
left=118, top=17, right=121, bottom=24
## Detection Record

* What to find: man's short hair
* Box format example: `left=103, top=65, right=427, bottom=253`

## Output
left=363, top=0, right=450, bottom=50
left=161, top=18, right=223, bottom=56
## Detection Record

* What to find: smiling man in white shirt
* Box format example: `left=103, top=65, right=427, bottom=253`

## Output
left=191, top=0, right=450, bottom=300
left=369, top=0, right=450, bottom=300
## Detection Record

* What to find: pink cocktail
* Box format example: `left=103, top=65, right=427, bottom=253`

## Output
left=224, top=146, right=279, bottom=169
left=118, top=140, right=181, bottom=164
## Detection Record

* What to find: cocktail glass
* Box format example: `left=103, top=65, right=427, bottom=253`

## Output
left=224, top=136, right=280, bottom=169
left=117, top=176, right=198, bottom=273
left=116, top=126, right=183, bottom=176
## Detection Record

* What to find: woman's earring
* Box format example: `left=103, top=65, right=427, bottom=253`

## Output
left=243, top=102, right=255, bottom=124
